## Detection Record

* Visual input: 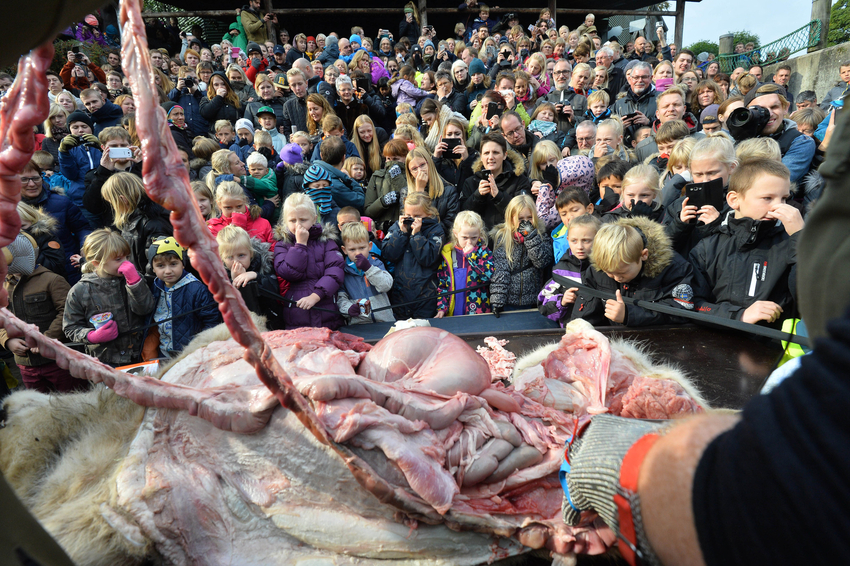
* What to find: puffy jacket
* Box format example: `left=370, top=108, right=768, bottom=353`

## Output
left=312, top=160, right=366, bottom=212
left=461, top=150, right=533, bottom=230
left=434, top=151, right=477, bottom=191
left=23, top=185, right=92, bottom=279
left=147, top=271, right=221, bottom=356
left=225, top=237, right=284, bottom=328
left=245, top=97, right=286, bottom=131
left=391, top=78, right=431, bottom=106
left=168, top=88, right=209, bottom=137
left=382, top=217, right=445, bottom=319
left=63, top=272, right=156, bottom=366
left=690, top=211, right=798, bottom=323
left=364, top=162, right=408, bottom=232
left=316, top=36, right=340, bottom=66
left=0, top=266, right=71, bottom=367
left=57, top=142, right=102, bottom=210
left=338, top=256, right=395, bottom=324
left=273, top=223, right=345, bottom=330
left=538, top=250, right=588, bottom=326
left=281, top=95, right=308, bottom=135
left=491, top=226, right=554, bottom=308
left=663, top=195, right=728, bottom=257
left=243, top=57, right=269, bottom=84
left=23, top=218, right=66, bottom=279
left=207, top=210, right=275, bottom=246
left=572, top=216, right=697, bottom=327
left=436, top=241, right=493, bottom=315
left=121, top=197, right=174, bottom=277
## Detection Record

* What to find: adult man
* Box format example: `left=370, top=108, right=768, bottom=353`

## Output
left=79, top=88, right=123, bottom=135
left=243, top=42, right=268, bottom=83
left=281, top=68, right=309, bottom=135
left=241, top=0, right=274, bottom=44
left=573, top=121, right=597, bottom=155
left=461, top=47, right=476, bottom=66
left=746, top=83, right=816, bottom=184
left=46, top=70, right=81, bottom=107
left=293, top=58, right=321, bottom=93
left=500, top=111, right=537, bottom=163
left=338, top=38, right=352, bottom=59
left=106, top=51, right=122, bottom=74
left=820, top=60, right=850, bottom=109
left=543, top=60, right=588, bottom=134
left=272, top=45, right=287, bottom=71
left=612, top=61, right=655, bottom=138
left=634, top=86, right=699, bottom=161
left=435, top=71, right=466, bottom=115
left=771, top=64, right=794, bottom=109
left=279, top=29, right=290, bottom=46
left=669, top=42, right=678, bottom=58
left=594, top=47, right=625, bottom=95
left=60, top=50, right=106, bottom=93
left=748, top=64, right=763, bottom=81
left=796, top=90, right=817, bottom=110
left=672, top=49, right=695, bottom=81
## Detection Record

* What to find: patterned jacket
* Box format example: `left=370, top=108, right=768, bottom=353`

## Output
left=436, top=241, right=494, bottom=316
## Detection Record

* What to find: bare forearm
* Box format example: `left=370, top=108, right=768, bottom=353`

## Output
left=638, top=413, right=740, bottom=566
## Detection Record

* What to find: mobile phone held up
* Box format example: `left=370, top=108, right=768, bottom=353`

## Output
left=109, top=147, right=134, bottom=160
left=486, top=102, right=502, bottom=120
left=442, top=138, right=461, bottom=151
left=684, top=177, right=725, bottom=215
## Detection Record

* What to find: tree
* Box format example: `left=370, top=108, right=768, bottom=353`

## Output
left=686, top=40, right=719, bottom=57
left=828, top=0, right=850, bottom=46
left=729, top=30, right=761, bottom=49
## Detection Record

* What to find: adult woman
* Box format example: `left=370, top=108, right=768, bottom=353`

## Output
left=706, top=61, right=720, bottom=80
left=244, top=74, right=285, bottom=130
left=419, top=70, right=437, bottom=95
left=55, top=91, right=78, bottom=114
left=462, top=132, right=532, bottom=229
left=590, top=65, right=609, bottom=93
left=718, top=96, right=744, bottom=131
left=714, top=73, right=731, bottom=97
left=466, top=90, right=505, bottom=150
left=653, top=60, right=674, bottom=81
left=114, top=94, right=135, bottom=115
left=351, top=115, right=384, bottom=179
left=41, top=104, right=70, bottom=164
left=365, top=138, right=411, bottom=232
left=153, top=67, right=175, bottom=94
left=677, top=70, right=699, bottom=95
left=200, top=71, right=242, bottom=135
left=452, top=59, right=469, bottom=92
left=105, top=71, right=126, bottom=100
left=405, top=147, right=459, bottom=236
left=226, top=64, right=257, bottom=105
left=514, top=70, right=537, bottom=114
left=306, top=93, right=335, bottom=139
left=569, top=62, right=592, bottom=96
left=433, top=117, right=477, bottom=190
left=169, top=57, right=183, bottom=80
left=691, top=79, right=725, bottom=116
left=465, top=59, right=491, bottom=110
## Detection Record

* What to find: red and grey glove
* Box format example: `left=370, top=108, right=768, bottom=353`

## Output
left=117, top=261, right=142, bottom=285
left=87, top=319, right=118, bottom=344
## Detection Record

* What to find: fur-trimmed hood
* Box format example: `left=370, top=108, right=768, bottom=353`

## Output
left=24, top=215, right=59, bottom=239
left=608, top=216, right=673, bottom=279
left=248, top=236, right=275, bottom=274
left=189, top=157, right=210, bottom=172
left=471, top=148, right=527, bottom=177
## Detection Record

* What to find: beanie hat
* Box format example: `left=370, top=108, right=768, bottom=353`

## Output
left=280, top=142, right=304, bottom=165
left=468, top=58, right=486, bottom=76
left=700, top=104, right=720, bottom=125
left=303, top=163, right=333, bottom=186
left=404, top=6, right=414, bottom=13
left=306, top=36, right=316, bottom=43
left=66, top=110, right=94, bottom=131
left=246, top=42, right=262, bottom=55
left=3, top=233, right=38, bottom=276
left=498, top=36, right=510, bottom=46
left=235, top=118, right=254, bottom=133
left=743, top=82, right=787, bottom=107
left=350, top=34, right=362, bottom=46
left=84, top=14, right=99, bottom=27
left=423, top=40, right=435, bottom=51
left=302, top=164, right=334, bottom=216
left=147, top=237, right=185, bottom=264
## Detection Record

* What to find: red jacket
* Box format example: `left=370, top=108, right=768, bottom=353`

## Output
left=243, top=58, right=269, bottom=84
left=207, top=211, right=275, bottom=247
left=60, top=61, right=106, bottom=92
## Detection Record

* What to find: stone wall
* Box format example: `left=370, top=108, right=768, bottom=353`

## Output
left=764, top=43, right=850, bottom=102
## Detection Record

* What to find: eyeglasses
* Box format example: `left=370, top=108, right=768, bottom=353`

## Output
left=553, top=70, right=570, bottom=76
left=20, top=177, right=40, bottom=185
left=631, top=74, right=651, bottom=80
left=409, top=163, right=429, bottom=173
left=504, top=126, right=524, bottom=138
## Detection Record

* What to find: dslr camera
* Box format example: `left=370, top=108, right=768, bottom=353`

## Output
left=183, top=76, right=195, bottom=88
left=727, top=106, right=770, bottom=141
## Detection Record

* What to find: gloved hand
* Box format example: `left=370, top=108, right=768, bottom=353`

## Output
left=518, top=220, right=534, bottom=238
left=542, top=164, right=560, bottom=188
left=598, top=190, right=620, bottom=212
left=347, top=299, right=371, bottom=316
left=354, top=253, right=372, bottom=272
left=251, top=57, right=261, bottom=69
left=381, top=191, right=399, bottom=207
left=630, top=200, right=655, bottom=218
left=117, top=261, right=142, bottom=285
left=87, top=319, right=118, bottom=344
left=493, top=305, right=503, bottom=318
left=82, top=134, right=101, bottom=147
left=59, top=135, right=80, bottom=153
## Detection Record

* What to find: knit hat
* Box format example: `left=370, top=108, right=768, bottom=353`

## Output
left=3, top=233, right=38, bottom=276
left=306, top=36, right=316, bottom=43
left=147, top=237, right=185, bottom=264
left=256, top=105, right=276, bottom=117
left=246, top=42, right=262, bottom=55
left=404, top=6, right=414, bottom=13
left=303, top=163, right=332, bottom=186
left=66, top=110, right=94, bottom=131
left=743, top=82, right=787, bottom=107
left=280, top=142, right=304, bottom=165
left=498, top=36, right=510, bottom=45
left=350, top=34, right=362, bottom=46
left=302, top=164, right=334, bottom=216
left=700, top=104, right=720, bottom=125
left=235, top=118, right=254, bottom=133
left=468, top=58, right=486, bottom=76
left=423, top=39, right=435, bottom=51
left=84, top=14, right=99, bottom=27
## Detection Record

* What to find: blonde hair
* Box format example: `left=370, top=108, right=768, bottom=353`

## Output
left=193, top=136, right=221, bottom=161
left=529, top=141, right=561, bottom=181
left=591, top=223, right=645, bottom=273
left=621, top=164, right=660, bottom=201
left=216, top=225, right=253, bottom=261
left=690, top=136, right=738, bottom=168
left=81, top=229, right=131, bottom=275
left=206, top=149, right=237, bottom=193
left=493, top=195, right=543, bottom=267
left=395, top=112, right=419, bottom=128
left=666, top=137, right=697, bottom=179
left=735, top=137, right=782, bottom=164
left=404, top=147, right=445, bottom=200
left=403, top=191, right=439, bottom=218
left=214, top=120, right=234, bottom=134
left=44, top=103, right=69, bottom=138
left=101, top=172, right=145, bottom=230
left=452, top=210, right=487, bottom=248
left=394, top=124, right=426, bottom=147
left=281, top=192, right=319, bottom=234
left=351, top=115, right=382, bottom=174
left=342, top=156, right=366, bottom=179
left=253, top=72, right=274, bottom=93
left=567, top=213, right=602, bottom=233
left=17, top=202, right=57, bottom=233
left=191, top=180, right=214, bottom=220
left=215, top=181, right=261, bottom=221
left=586, top=89, right=609, bottom=107
left=253, top=130, right=272, bottom=147
left=340, top=221, right=369, bottom=246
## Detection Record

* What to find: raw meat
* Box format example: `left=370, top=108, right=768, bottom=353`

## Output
left=477, top=337, right=517, bottom=382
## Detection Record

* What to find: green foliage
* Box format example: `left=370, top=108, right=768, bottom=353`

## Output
left=686, top=40, right=719, bottom=57
left=828, top=0, right=850, bottom=46
left=730, top=30, right=761, bottom=48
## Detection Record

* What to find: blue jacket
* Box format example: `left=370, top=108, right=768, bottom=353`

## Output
left=90, top=101, right=124, bottom=135
left=312, top=160, right=366, bottom=213
left=148, top=271, right=222, bottom=356
left=23, top=184, right=92, bottom=281
left=310, top=136, right=361, bottom=162
left=229, top=140, right=254, bottom=163
left=168, top=88, right=209, bottom=138
left=57, top=143, right=102, bottom=209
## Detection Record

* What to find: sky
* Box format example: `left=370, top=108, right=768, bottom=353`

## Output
left=660, top=0, right=814, bottom=53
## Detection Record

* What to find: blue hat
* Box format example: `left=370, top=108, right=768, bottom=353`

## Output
left=302, top=164, right=333, bottom=187
left=349, top=34, right=362, bottom=46
left=274, top=44, right=285, bottom=55
left=423, top=39, right=435, bottom=51
left=468, top=58, right=486, bottom=75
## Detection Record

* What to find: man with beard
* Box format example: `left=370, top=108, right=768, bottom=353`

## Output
left=241, top=0, right=274, bottom=44
left=612, top=61, right=655, bottom=141
left=541, top=59, right=588, bottom=136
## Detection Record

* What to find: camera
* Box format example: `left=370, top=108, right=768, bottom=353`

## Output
left=520, top=49, right=529, bottom=59
left=75, top=53, right=83, bottom=62
left=183, top=77, right=194, bottom=88
left=727, top=105, right=770, bottom=141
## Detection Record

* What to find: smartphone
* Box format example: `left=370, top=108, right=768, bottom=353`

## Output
left=623, top=112, right=639, bottom=121
left=684, top=177, right=725, bottom=213
left=109, top=147, right=134, bottom=160
left=442, top=138, right=461, bottom=151
left=355, top=78, right=369, bottom=92
left=486, top=102, right=502, bottom=120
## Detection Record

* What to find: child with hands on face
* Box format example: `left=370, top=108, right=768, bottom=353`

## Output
left=435, top=211, right=494, bottom=318
left=602, top=164, right=666, bottom=223
left=336, top=222, right=395, bottom=324
left=549, top=187, right=595, bottom=262
left=207, top=181, right=275, bottom=245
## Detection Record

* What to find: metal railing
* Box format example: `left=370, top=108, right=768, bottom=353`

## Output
left=716, top=20, right=822, bottom=72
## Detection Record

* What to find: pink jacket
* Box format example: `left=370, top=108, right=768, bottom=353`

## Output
left=208, top=211, right=275, bottom=247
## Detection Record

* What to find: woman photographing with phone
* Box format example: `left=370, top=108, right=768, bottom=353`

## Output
left=433, top=118, right=478, bottom=192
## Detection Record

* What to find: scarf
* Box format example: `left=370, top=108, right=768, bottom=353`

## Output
left=51, top=126, right=69, bottom=142
left=167, top=105, right=187, bottom=130
left=528, top=120, right=556, bottom=137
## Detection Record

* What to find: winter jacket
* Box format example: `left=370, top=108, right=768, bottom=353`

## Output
left=245, top=97, right=286, bottom=131
left=311, top=136, right=361, bottom=162
left=121, top=197, right=174, bottom=277
left=223, top=21, right=248, bottom=50
left=634, top=113, right=702, bottom=162
left=208, top=211, right=275, bottom=246
left=243, top=57, right=270, bottom=84
left=399, top=19, right=419, bottom=45
left=364, top=162, right=408, bottom=232
left=382, top=217, right=445, bottom=319
left=461, top=150, right=533, bottom=230
left=663, top=195, right=728, bottom=257
left=438, top=90, right=468, bottom=116
left=612, top=86, right=657, bottom=140
left=168, top=123, right=194, bottom=155
left=0, top=267, right=71, bottom=367
left=23, top=184, right=92, bottom=279
left=538, top=250, right=588, bottom=326
left=491, top=227, right=554, bottom=308
left=229, top=80, right=258, bottom=107
left=277, top=161, right=309, bottom=201
left=572, top=216, right=697, bottom=327
left=200, top=74, right=244, bottom=134
left=23, top=219, right=66, bottom=279
left=316, top=36, right=340, bottom=66
left=338, top=256, right=395, bottom=324
left=148, top=271, right=221, bottom=356
left=240, top=7, right=269, bottom=44
left=391, top=78, right=432, bottom=106
left=332, top=99, right=371, bottom=138
left=82, top=164, right=143, bottom=229
left=542, top=88, right=588, bottom=135
left=57, top=142, right=102, bottom=210
left=63, top=272, right=156, bottom=366
left=602, top=201, right=666, bottom=224
left=273, top=223, right=345, bottom=330
left=225, top=238, right=284, bottom=329
left=410, top=184, right=459, bottom=238
left=436, top=241, right=493, bottom=316
left=312, top=160, right=366, bottom=212
left=241, top=169, right=279, bottom=205
left=690, top=211, right=798, bottom=323
left=89, top=101, right=124, bottom=135
left=280, top=95, right=308, bottom=135
left=434, top=151, right=478, bottom=192
left=60, top=61, right=106, bottom=92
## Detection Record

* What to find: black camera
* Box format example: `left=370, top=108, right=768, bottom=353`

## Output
left=183, top=77, right=194, bottom=88
left=727, top=105, right=770, bottom=141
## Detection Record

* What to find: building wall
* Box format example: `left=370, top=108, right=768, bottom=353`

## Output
left=765, top=43, right=850, bottom=103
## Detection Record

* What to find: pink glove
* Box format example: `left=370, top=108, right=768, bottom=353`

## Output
left=117, top=261, right=142, bottom=285
left=87, top=320, right=118, bottom=343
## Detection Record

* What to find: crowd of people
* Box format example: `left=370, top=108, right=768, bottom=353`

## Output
left=0, top=2, right=841, bottom=396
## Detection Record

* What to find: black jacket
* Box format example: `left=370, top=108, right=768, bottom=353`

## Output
left=382, top=217, right=445, bottom=319
left=281, top=95, right=308, bottom=135
left=491, top=227, right=554, bottom=308
left=573, top=216, right=697, bottom=327
left=461, top=150, right=533, bottom=230
left=602, top=201, right=666, bottom=224
left=690, top=212, right=798, bottom=323
left=83, top=164, right=144, bottom=229
left=663, top=195, right=728, bottom=257
left=434, top=151, right=477, bottom=191
left=245, top=97, right=286, bottom=131
left=438, top=89, right=468, bottom=116
left=199, top=73, right=242, bottom=134
left=121, top=196, right=174, bottom=278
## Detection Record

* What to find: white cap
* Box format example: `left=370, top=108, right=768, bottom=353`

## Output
left=235, top=118, right=253, bottom=133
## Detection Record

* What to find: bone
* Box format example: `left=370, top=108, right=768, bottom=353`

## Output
left=484, top=445, right=544, bottom=484
left=462, top=438, right=514, bottom=487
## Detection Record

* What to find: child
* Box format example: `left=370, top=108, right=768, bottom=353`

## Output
left=273, top=193, right=345, bottom=330
left=338, top=206, right=382, bottom=255
left=17, top=202, right=66, bottom=278
left=592, top=158, right=629, bottom=216
left=647, top=120, right=689, bottom=173
left=690, top=160, right=802, bottom=326
left=63, top=229, right=155, bottom=366
left=584, top=90, right=611, bottom=124
left=252, top=130, right=282, bottom=169
left=310, top=115, right=360, bottom=162
left=208, top=181, right=275, bottom=245
left=491, top=194, right=554, bottom=316
left=631, top=126, right=652, bottom=148
left=57, top=111, right=102, bottom=212
left=214, top=119, right=236, bottom=148
left=244, top=151, right=281, bottom=219
left=572, top=216, right=696, bottom=327
left=342, top=156, right=367, bottom=185
left=790, top=107, right=825, bottom=138
left=0, top=233, right=78, bottom=393
left=603, top=164, right=665, bottom=223
left=301, top=164, right=336, bottom=224
left=217, top=225, right=283, bottom=328
left=535, top=155, right=596, bottom=231
left=382, top=192, right=445, bottom=319
left=146, top=237, right=221, bottom=358
left=435, top=210, right=493, bottom=317
left=735, top=137, right=782, bottom=164
left=256, top=106, right=285, bottom=152
left=528, top=103, right=567, bottom=149
left=230, top=118, right=255, bottom=162
left=337, top=222, right=395, bottom=324
left=660, top=137, right=696, bottom=207
left=538, top=214, right=601, bottom=325
left=191, top=180, right=214, bottom=221
left=550, top=187, right=595, bottom=262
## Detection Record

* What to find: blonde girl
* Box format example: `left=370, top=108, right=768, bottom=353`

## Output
left=490, top=194, right=554, bottom=313
left=191, top=180, right=215, bottom=220
left=207, top=181, right=274, bottom=244
left=432, top=117, right=475, bottom=188
left=524, top=52, right=551, bottom=97
left=351, top=114, right=383, bottom=178
left=41, top=103, right=70, bottom=163
left=342, top=156, right=367, bottom=183
left=435, top=210, right=493, bottom=317
left=404, top=146, right=459, bottom=235
left=664, top=137, right=697, bottom=188
left=64, top=229, right=154, bottom=367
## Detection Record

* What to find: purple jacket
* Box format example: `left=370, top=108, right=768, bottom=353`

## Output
left=274, top=224, right=345, bottom=330
left=390, top=78, right=431, bottom=106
